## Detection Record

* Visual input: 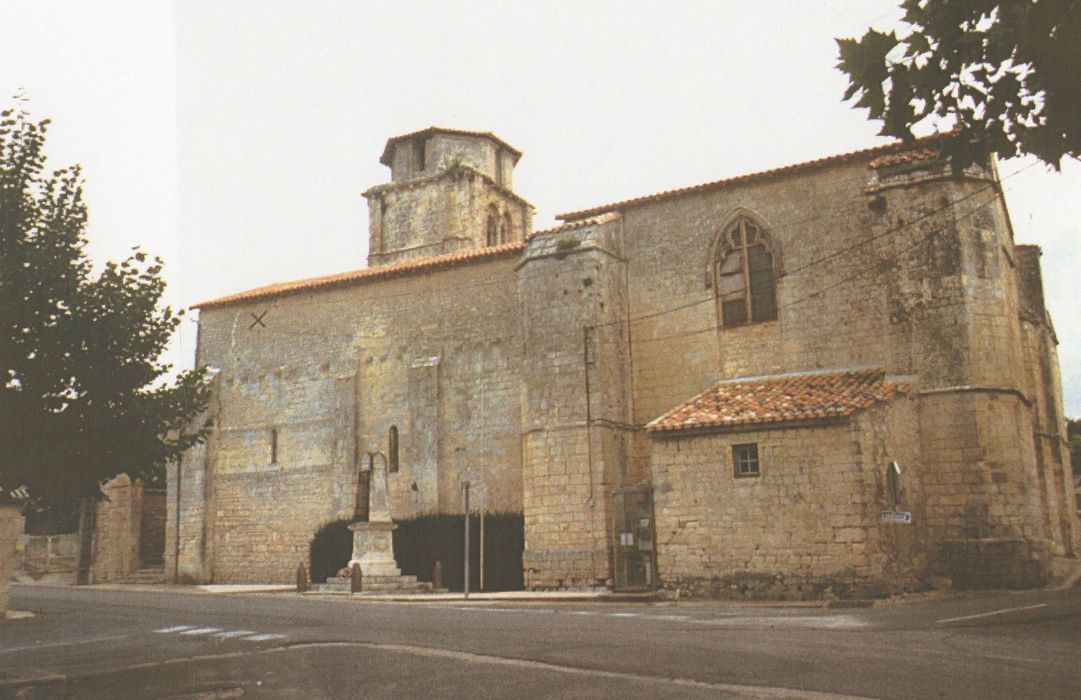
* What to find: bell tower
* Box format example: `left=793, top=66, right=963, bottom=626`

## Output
left=363, top=127, right=534, bottom=267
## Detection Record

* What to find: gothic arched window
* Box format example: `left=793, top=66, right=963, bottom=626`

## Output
left=486, top=206, right=501, bottom=246
left=714, top=217, right=777, bottom=327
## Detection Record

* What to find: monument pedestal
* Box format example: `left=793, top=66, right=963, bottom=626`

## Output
left=348, top=520, right=401, bottom=577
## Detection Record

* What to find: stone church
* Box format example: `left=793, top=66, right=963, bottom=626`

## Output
left=168, top=127, right=1078, bottom=597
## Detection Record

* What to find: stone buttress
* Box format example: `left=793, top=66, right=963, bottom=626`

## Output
left=517, top=214, right=632, bottom=588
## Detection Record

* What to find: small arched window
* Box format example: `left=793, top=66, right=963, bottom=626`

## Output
left=388, top=425, right=399, bottom=473
left=486, top=206, right=501, bottom=246
left=715, top=218, right=777, bottom=327
left=500, top=211, right=513, bottom=243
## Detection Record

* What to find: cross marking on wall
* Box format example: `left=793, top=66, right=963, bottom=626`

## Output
left=249, top=311, right=268, bottom=329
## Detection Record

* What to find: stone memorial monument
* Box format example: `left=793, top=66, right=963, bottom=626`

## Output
left=349, top=452, right=402, bottom=578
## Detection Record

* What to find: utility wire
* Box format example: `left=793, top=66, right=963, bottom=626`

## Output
left=208, top=162, right=1035, bottom=351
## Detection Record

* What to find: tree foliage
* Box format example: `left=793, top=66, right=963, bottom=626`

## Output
left=837, top=0, right=1081, bottom=171
left=0, top=102, right=211, bottom=510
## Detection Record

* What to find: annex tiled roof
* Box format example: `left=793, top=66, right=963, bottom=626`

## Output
left=527, top=211, right=621, bottom=240
left=646, top=369, right=908, bottom=434
left=380, top=127, right=523, bottom=166
left=194, top=242, right=525, bottom=310
left=557, top=133, right=951, bottom=222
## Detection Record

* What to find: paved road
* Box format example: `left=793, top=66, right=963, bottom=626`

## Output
left=2, top=584, right=1079, bottom=698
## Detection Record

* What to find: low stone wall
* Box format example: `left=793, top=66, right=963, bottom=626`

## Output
left=1, top=505, right=26, bottom=615
left=18, top=533, right=78, bottom=577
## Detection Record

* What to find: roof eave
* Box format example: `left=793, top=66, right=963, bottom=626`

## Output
left=557, top=132, right=953, bottom=222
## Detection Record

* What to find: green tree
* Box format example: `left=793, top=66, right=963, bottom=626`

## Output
left=837, top=0, right=1081, bottom=171
left=0, top=102, right=210, bottom=513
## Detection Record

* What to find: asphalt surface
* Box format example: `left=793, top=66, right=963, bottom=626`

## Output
left=2, top=583, right=1079, bottom=699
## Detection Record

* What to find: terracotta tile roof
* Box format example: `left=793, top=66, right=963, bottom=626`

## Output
left=380, top=127, right=523, bottom=166
left=527, top=211, right=621, bottom=240
left=646, top=369, right=909, bottom=434
left=557, top=133, right=951, bottom=222
left=194, top=242, right=525, bottom=310
left=868, top=147, right=941, bottom=169
left=194, top=212, right=624, bottom=310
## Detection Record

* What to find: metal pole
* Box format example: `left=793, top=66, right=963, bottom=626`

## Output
left=463, top=480, right=471, bottom=599
left=479, top=487, right=485, bottom=592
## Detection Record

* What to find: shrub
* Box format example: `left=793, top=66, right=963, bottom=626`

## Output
left=308, top=518, right=352, bottom=583
left=308, top=512, right=524, bottom=590
left=394, top=512, right=523, bottom=592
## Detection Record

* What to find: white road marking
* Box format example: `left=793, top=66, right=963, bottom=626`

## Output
left=695, top=615, right=865, bottom=629
left=179, top=627, right=225, bottom=636
left=936, top=603, right=1047, bottom=624
left=154, top=625, right=195, bottom=634
left=242, top=633, right=287, bottom=642
left=440, top=606, right=863, bottom=628
left=212, top=629, right=258, bottom=638
left=0, top=634, right=129, bottom=654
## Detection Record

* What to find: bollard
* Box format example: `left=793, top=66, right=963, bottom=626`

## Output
left=296, top=562, right=308, bottom=593
left=433, top=560, right=444, bottom=590
left=351, top=562, right=363, bottom=593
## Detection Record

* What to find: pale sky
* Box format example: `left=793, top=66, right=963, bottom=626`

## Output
left=3, top=1, right=1079, bottom=415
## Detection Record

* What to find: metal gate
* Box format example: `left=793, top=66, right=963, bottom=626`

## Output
left=75, top=497, right=96, bottom=585
left=611, top=482, right=657, bottom=590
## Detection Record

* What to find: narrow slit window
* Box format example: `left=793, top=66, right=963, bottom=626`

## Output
left=388, top=425, right=399, bottom=473
left=270, top=428, right=278, bottom=464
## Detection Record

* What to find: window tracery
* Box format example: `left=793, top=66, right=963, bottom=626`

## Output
left=714, top=217, right=777, bottom=327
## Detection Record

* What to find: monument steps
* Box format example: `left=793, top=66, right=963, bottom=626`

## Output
left=312, top=575, right=442, bottom=594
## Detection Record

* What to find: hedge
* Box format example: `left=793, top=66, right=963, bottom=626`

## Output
left=308, top=512, right=524, bottom=591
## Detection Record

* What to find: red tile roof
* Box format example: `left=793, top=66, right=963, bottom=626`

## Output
left=868, top=147, right=941, bottom=169
left=527, top=211, right=621, bottom=239
left=194, top=214, right=623, bottom=311
left=380, top=127, right=523, bottom=166
left=646, top=369, right=909, bottom=434
left=557, top=133, right=951, bottom=222
left=194, top=242, right=525, bottom=310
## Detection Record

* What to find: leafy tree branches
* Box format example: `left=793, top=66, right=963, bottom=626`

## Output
left=0, top=101, right=210, bottom=511
left=837, top=0, right=1081, bottom=171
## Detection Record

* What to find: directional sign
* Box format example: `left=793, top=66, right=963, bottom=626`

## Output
left=882, top=510, right=912, bottom=523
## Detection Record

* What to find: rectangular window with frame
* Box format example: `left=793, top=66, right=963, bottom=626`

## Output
left=732, top=443, right=760, bottom=477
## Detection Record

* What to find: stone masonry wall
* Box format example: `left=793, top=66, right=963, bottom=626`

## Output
left=367, top=167, right=531, bottom=267
left=650, top=396, right=925, bottom=599
left=518, top=217, right=632, bottom=587
left=616, top=154, right=1067, bottom=592
left=916, top=390, right=1050, bottom=588
left=621, top=162, right=988, bottom=428
left=651, top=418, right=882, bottom=599
left=0, top=505, right=24, bottom=615
left=1016, top=244, right=1080, bottom=556
left=189, top=257, right=525, bottom=583
left=90, top=475, right=142, bottom=583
